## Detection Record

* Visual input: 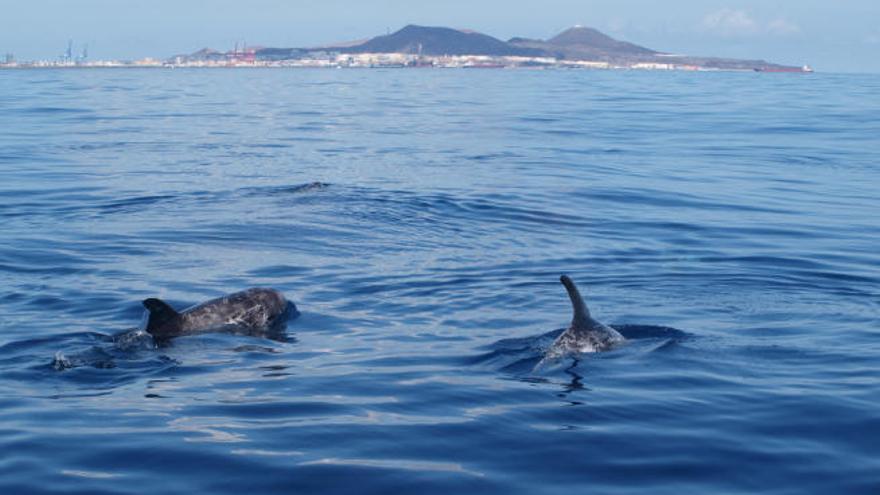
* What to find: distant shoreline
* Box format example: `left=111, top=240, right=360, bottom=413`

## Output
left=0, top=64, right=814, bottom=73
left=0, top=24, right=813, bottom=73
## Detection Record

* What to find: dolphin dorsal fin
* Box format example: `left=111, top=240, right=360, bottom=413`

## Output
left=560, top=275, right=591, bottom=330
left=142, top=298, right=179, bottom=334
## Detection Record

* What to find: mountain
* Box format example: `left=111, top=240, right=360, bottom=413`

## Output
left=340, top=25, right=542, bottom=57
left=548, top=26, right=656, bottom=56
left=509, top=26, right=658, bottom=62
left=334, top=24, right=657, bottom=60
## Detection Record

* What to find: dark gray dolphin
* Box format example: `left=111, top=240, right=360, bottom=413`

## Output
left=142, top=288, right=297, bottom=340
left=536, top=275, right=624, bottom=368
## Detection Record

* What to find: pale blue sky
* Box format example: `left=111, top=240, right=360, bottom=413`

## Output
left=1, top=0, right=878, bottom=72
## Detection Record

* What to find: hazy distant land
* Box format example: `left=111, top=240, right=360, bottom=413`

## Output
left=1, top=24, right=812, bottom=72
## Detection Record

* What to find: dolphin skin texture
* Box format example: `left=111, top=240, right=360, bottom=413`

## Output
left=142, top=288, right=296, bottom=340
left=537, top=275, right=625, bottom=367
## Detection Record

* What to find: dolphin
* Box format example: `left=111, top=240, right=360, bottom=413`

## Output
left=141, top=288, right=297, bottom=340
left=537, top=275, right=624, bottom=368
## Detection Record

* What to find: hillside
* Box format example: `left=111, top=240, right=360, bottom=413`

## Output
left=548, top=26, right=656, bottom=56
left=340, top=25, right=541, bottom=57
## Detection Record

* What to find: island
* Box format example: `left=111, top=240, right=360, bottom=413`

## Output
left=1, top=24, right=812, bottom=72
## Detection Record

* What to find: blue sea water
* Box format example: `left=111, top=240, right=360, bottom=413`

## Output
left=0, top=68, right=878, bottom=494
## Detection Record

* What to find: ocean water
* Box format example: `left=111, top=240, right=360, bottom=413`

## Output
left=0, top=68, right=878, bottom=494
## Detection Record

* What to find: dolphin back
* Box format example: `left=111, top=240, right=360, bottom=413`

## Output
left=537, top=275, right=625, bottom=368
left=142, top=288, right=293, bottom=340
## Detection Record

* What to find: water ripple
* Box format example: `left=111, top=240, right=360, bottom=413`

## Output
left=0, top=69, right=877, bottom=495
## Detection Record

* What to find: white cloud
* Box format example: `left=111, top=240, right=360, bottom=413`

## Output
left=701, top=9, right=801, bottom=38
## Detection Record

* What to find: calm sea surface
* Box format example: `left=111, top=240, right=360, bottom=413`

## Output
left=0, top=68, right=878, bottom=494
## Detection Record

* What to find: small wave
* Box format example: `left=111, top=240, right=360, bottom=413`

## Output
left=1, top=181, right=330, bottom=223
left=17, top=106, right=93, bottom=115
left=242, top=182, right=330, bottom=196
